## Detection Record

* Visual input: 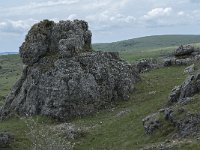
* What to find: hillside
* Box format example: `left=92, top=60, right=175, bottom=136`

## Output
left=1, top=54, right=200, bottom=149
left=93, top=35, right=200, bottom=52
left=1, top=35, right=200, bottom=149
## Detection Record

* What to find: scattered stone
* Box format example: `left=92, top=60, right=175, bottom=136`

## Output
left=178, top=97, right=192, bottom=105
left=144, top=70, right=200, bottom=138
left=0, top=132, right=13, bottom=148
left=168, top=72, right=200, bottom=103
left=163, top=58, right=172, bottom=67
left=53, top=123, right=85, bottom=140
left=160, top=45, right=200, bottom=67
left=148, top=91, right=156, bottom=95
left=194, top=55, right=200, bottom=61
left=142, top=113, right=161, bottom=134
left=136, top=58, right=159, bottom=73
left=0, top=20, right=139, bottom=120
left=184, top=64, right=195, bottom=74
left=115, top=109, right=131, bottom=117
left=169, top=86, right=181, bottom=103
left=175, top=58, right=192, bottom=65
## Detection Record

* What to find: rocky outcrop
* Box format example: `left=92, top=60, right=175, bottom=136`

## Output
left=143, top=71, right=200, bottom=138
left=164, top=106, right=200, bottom=138
left=162, top=45, right=200, bottom=67
left=0, top=20, right=139, bottom=120
left=175, top=45, right=194, bottom=57
left=169, top=72, right=200, bottom=103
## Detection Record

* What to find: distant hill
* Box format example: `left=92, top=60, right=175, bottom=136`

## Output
left=93, top=35, right=200, bottom=52
left=0, top=52, right=18, bottom=55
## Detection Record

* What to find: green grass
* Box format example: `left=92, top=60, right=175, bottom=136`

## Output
left=93, top=35, right=200, bottom=62
left=1, top=38, right=200, bottom=149
left=72, top=66, right=189, bottom=150
left=0, top=54, right=22, bottom=105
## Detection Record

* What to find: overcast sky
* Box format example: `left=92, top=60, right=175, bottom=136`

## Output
left=0, top=0, right=200, bottom=52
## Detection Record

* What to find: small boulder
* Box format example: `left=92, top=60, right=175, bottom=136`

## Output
left=184, top=64, right=195, bottom=74
left=136, top=58, right=158, bottom=73
left=163, top=58, right=172, bottom=67
left=142, top=113, right=161, bottom=134
left=175, top=58, right=192, bottom=65
left=175, top=45, right=194, bottom=57
left=0, top=132, right=13, bottom=148
left=169, top=86, right=182, bottom=103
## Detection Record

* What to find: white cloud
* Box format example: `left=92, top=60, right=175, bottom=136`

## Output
left=0, top=19, right=38, bottom=34
left=143, top=7, right=172, bottom=20
left=30, top=0, right=79, bottom=8
left=1, top=0, right=200, bottom=51
left=0, top=0, right=79, bottom=17
left=178, top=11, right=185, bottom=16
left=67, top=14, right=78, bottom=20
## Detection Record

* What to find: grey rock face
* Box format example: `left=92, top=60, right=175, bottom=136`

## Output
left=175, top=45, right=194, bottom=57
left=0, top=20, right=139, bottom=120
left=0, top=132, right=12, bottom=148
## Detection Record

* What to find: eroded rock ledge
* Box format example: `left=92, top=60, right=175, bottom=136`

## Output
left=0, top=20, right=139, bottom=120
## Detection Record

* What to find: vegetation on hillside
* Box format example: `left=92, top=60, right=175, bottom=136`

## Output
left=1, top=36, right=200, bottom=149
left=93, top=35, right=200, bottom=52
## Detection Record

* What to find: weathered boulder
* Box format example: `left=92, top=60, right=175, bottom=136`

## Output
left=175, top=45, right=194, bottom=57
left=0, top=20, right=139, bottom=120
left=136, top=58, right=159, bottom=73
left=142, top=113, right=161, bottom=134
left=184, top=64, right=195, bottom=74
left=0, top=132, right=13, bottom=148
left=175, top=58, right=192, bottom=65
left=169, top=72, right=200, bottom=103
left=168, top=86, right=181, bottom=103
left=160, top=45, right=200, bottom=67
left=163, top=58, right=173, bottom=67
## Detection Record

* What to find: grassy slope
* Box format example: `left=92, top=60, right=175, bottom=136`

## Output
left=0, top=55, right=22, bottom=106
left=93, top=35, right=200, bottom=61
left=93, top=35, right=200, bottom=52
left=1, top=36, right=200, bottom=149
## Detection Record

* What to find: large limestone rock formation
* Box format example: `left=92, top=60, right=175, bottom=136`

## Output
left=0, top=20, right=139, bottom=120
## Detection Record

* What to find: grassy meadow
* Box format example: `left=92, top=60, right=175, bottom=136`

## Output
left=0, top=35, right=200, bottom=149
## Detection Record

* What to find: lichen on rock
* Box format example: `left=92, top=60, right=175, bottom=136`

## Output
left=0, top=19, right=139, bottom=120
